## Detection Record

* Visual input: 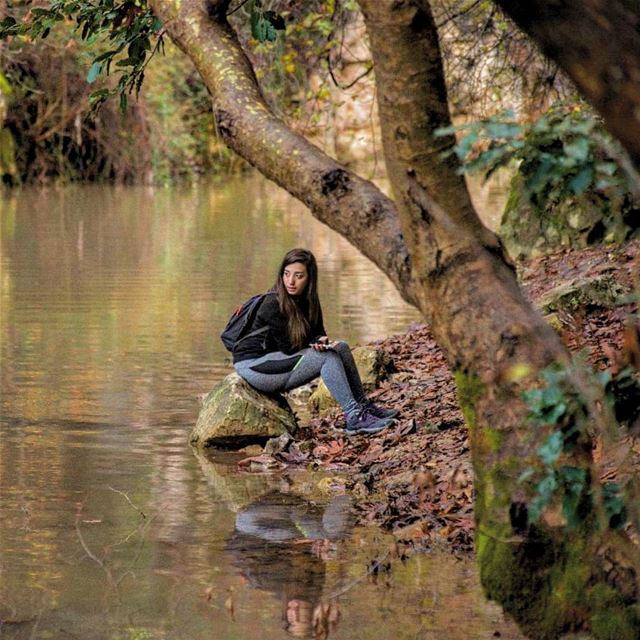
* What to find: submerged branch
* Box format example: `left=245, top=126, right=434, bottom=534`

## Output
left=109, top=485, right=147, bottom=519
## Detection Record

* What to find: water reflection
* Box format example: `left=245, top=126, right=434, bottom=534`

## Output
left=1, top=177, right=420, bottom=428
left=227, top=492, right=353, bottom=638
left=0, top=178, right=524, bottom=640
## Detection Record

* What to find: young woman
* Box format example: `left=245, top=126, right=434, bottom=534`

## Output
left=233, top=248, right=399, bottom=435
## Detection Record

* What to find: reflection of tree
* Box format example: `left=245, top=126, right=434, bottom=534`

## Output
left=225, top=491, right=352, bottom=639
left=0, top=177, right=412, bottom=631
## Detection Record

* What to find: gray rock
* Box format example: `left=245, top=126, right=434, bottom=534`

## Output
left=537, top=273, right=629, bottom=314
left=500, top=174, right=639, bottom=260
left=309, top=345, right=396, bottom=415
left=264, top=432, right=293, bottom=455
left=190, top=373, right=297, bottom=449
left=285, top=382, right=317, bottom=423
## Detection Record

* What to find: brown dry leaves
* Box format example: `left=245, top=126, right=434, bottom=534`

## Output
left=275, top=240, right=640, bottom=555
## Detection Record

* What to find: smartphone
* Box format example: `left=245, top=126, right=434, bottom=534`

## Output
left=310, top=340, right=338, bottom=350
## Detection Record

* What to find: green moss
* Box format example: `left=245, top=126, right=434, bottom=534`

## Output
left=484, top=427, right=503, bottom=452
left=454, top=371, right=640, bottom=640
left=587, top=585, right=639, bottom=640
left=500, top=166, right=637, bottom=260
left=478, top=525, right=589, bottom=638
left=477, top=522, right=640, bottom=639
left=503, top=173, right=524, bottom=218
left=454, top=371, right=505, bottom=463
left=590, top=611, right=637, bottom=640
left=587, top=583, right=625, bottom=609
left=545, top=312, right=563, bottom=333
left=454, top=370, right=483, bottom=428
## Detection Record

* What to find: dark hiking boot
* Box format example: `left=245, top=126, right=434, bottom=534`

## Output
left=344, top=406, right=393, bottom=435
left=364, top=401, right=400, bottom=420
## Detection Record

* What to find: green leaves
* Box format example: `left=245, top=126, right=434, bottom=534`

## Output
left=528, top=473, right=558, bottom=522
left=527, top=465, right=589, bottom=526
left=250, top=1, right=285, bottom=43
left=0, top=16, right=18, bottom=37
left=86, top=61, right=102, bottom=84
left=568, top=167, right=594, bottom=194
left=1, top=0, right=164, bottom=113
left=520, top=361, right=632, bottom=532
left=436, top=103, right=629, bottom=208
left=563, top=137, right=590, bottom=162
left=522, top=368, right=568, bottom=424
left=537, top=431, right=564, bottom=465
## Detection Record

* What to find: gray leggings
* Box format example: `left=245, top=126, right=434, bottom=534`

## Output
left=234, top=341, right=365, bottom=413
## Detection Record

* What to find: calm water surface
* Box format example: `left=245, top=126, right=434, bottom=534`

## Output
left=0, top=177, right=523, bottom=639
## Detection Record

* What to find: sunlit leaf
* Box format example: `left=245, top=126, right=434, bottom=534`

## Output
left=568, top=167, right=594, bottom=194
left=86, top=61, right=102, bottom=84
left=484, top=121, right=521, bottom=139
left=537, top=431, right=563, bottom=465
left=544, top=402, right=567, bottom=423
left=518, top=468, right=535, bottom=483
left=596, top=161, right=618, bottom=176
left=563, top=138, right=591, bottom=162
left=536, top=473, right=558, bottom=498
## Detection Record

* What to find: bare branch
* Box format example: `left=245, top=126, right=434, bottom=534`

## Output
left=108, top=486, right=147, bottom=519
left=326, top=55, right=373, bottom=90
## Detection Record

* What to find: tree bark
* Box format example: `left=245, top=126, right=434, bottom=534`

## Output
left=360, top=3, right=639, bottom=636
left=148, top=0, right=640, bottom=636
left=495, top=0, right=640, bottom=168
left=359, top=0, right=500, bottom=259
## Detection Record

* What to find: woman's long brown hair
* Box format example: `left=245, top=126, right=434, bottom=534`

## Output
left=274, top=248, right=321, bottom=350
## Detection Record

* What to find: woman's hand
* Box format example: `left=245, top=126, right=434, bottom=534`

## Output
left=310, top=336, right=330, bottom=351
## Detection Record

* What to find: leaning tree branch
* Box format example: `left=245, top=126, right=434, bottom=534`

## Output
left=148, top=0, right=417, bottom=305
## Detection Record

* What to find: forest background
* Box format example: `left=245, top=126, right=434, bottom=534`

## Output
left=0, top=0, right=589, bottom=188
left=1, top=0, right=637, bottom=256
left=2, top=1, right=640, bottom=639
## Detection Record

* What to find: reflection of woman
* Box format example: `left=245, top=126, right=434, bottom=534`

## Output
left=233, top=248, right=399, bottom=435
left=225, top=492, right=351, bottom=638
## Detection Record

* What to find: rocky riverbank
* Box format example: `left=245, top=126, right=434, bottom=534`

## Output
left=223, top=239, right=640, bottom=554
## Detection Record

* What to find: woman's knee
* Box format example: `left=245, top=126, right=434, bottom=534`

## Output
left=319, top=349, right=343, bottom=371
left=332, top=340, right=351, bottom=356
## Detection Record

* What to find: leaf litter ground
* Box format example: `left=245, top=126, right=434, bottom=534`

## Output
left=242, top=239, right=640, bottom=556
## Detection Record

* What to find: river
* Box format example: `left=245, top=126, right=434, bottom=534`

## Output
left=0, top=176, right=523, bottom=639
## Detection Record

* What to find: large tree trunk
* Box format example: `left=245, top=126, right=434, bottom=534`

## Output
left=359, top=4, right=639, bottom=634
left=148, top=0, right=640, bottom=636
left=495, top=0, right=640, bottom=169
left=357, top=0, right=500, bottom=258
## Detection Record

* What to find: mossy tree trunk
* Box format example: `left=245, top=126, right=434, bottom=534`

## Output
left=360, top=3, right=639, bottom=634
left=148, top=0, right=640, bottom=636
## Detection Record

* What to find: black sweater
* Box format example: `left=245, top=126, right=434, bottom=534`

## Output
left=233, top=292, right=326, bottom=363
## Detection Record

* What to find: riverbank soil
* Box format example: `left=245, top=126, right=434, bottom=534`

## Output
left=291, top=239, right=640, bottom=554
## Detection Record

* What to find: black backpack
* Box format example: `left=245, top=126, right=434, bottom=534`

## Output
left=220, top=293, right=269, bottom=352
